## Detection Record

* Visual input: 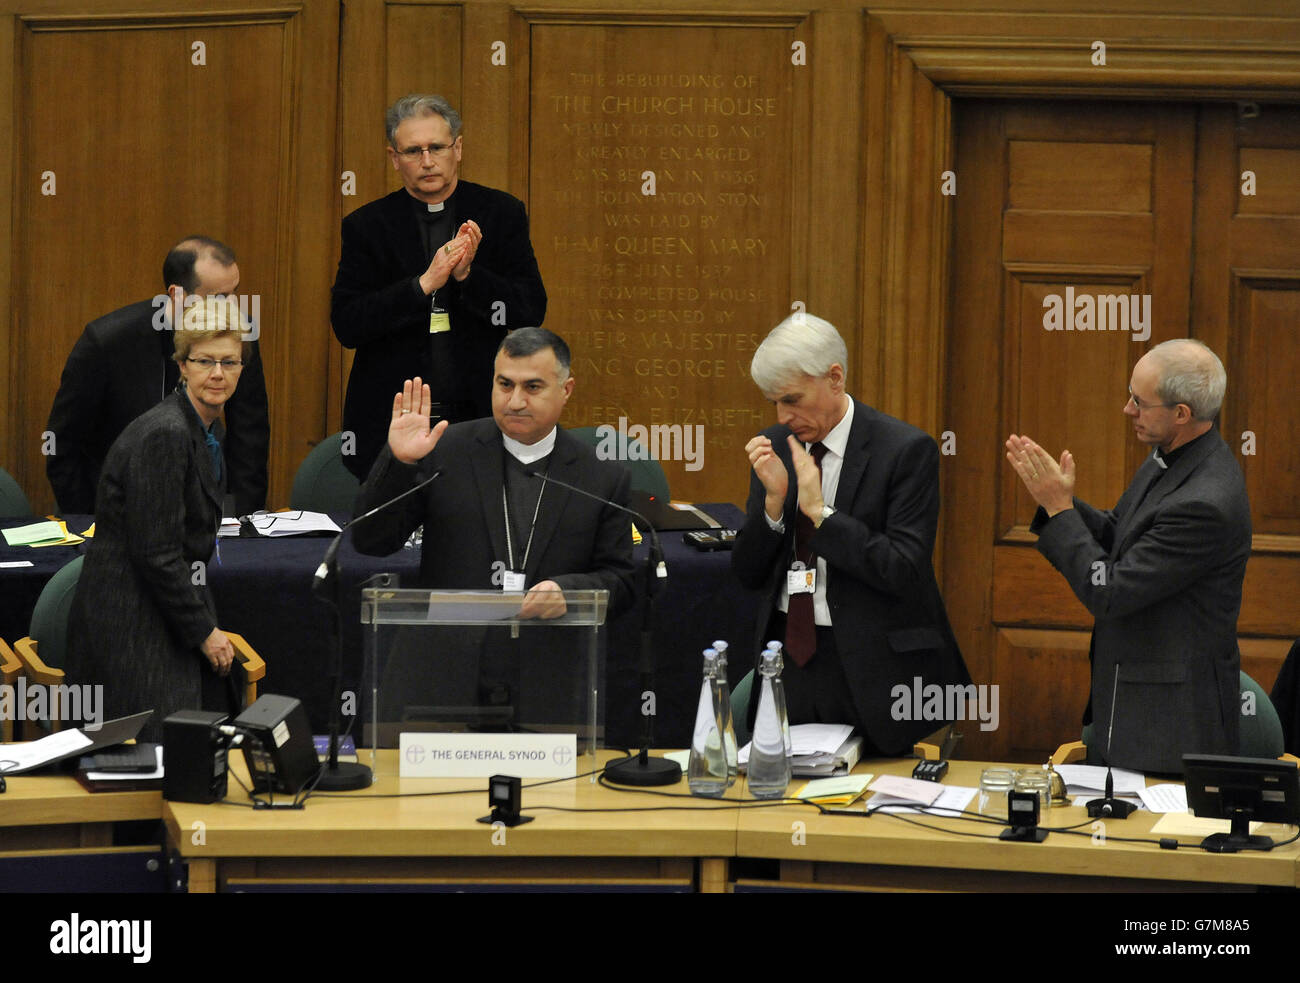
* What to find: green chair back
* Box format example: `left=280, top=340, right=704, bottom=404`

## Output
left=566, top=427, right=671, bottom=501
left=290, top=433, right=361, bottom=513
left=1080, top=669, right=1282, bottom=764
left=0, top=466, right=34, bottom=519
left=1239, top=670, right=1284, bottom=758
left=30, top=555, right=85, bottom=672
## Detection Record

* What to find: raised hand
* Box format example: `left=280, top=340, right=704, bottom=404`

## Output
left=389, top=376, right=449, bottom=464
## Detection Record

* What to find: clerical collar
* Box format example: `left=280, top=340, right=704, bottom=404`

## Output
left=427, top=201, right=445, bottom=213
left=502, top=428, right=557, bottom=464
left=1154, top=426, right=1211, bottom=470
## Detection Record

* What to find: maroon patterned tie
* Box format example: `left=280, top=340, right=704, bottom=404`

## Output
left=785, top=442, right=827, bottom=667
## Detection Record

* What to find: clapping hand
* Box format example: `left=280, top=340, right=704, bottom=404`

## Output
left=451, top=220, right=481, bottom=281
left=1005, top=434, right=1075, bottom=516
left=745, top=435, right=788, bottom=521
left=788, top=436, right=825, bottom=523
left=419, top=235, right=469, bottom=294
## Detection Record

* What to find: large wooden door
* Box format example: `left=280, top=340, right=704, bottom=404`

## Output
left=944, top=100, right=1300, bottom=763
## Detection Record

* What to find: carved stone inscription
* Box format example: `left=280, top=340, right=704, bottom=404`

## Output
left=530, top=26, right=792, bottom=498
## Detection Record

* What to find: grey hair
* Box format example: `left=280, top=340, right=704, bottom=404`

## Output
left=385, top=94, right=462, bottom=146
left=750, top=312, right=849, bottom=393
left=1150, top=338, right=1226, bottom=421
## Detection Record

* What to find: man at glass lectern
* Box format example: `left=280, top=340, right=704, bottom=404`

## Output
left=352, top=326, right=637, bottom=619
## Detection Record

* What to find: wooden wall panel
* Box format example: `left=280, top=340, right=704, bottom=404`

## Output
left=12, top=10, right=299, bottom=512
left=1, top=0, right=1299, bottom=771
left=997, top=627, right=1091, bottom=763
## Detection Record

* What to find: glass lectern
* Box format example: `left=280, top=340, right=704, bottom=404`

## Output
left=360, top=580, right=608, bottom=777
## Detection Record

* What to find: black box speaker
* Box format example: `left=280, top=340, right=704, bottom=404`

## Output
left=163, top=709, right=229, bottom=803
left=234, top=694, right=320, bottom=797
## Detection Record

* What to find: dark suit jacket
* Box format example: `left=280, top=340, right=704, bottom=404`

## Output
left=352, top=419, right=635, bottom=615
left=1032, top=429, right=1250, bottom=774
left=65, top=390, right=225, bottom=743
left=45, top=298, right=268, bottom=516
left=731, top=399, right=970, bottom=754
left=331, top=184, right=547, bottom=480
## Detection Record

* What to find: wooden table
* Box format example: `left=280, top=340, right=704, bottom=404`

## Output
left=159, top=752, right=1300, bottom=893
left=0, top=769, right=165, bottom=890
left=1, top=769, right=161, bottom=851
left=734, top=758, right=1300, bottom=892
left=163, top=750, right=742, bottom=892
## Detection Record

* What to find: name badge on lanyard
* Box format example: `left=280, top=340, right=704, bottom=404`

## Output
left=787, top=561, right=815, bottom=595
left=501, top=570, right=526, bottom=593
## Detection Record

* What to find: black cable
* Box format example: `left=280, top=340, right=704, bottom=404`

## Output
left=303, top=766, right=607, bottom=801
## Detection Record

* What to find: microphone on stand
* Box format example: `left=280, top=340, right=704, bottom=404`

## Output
left=311, top=467, right=442, bottom=791
left=1086, top=663, right=1138, bottom=819
left=528, top=470, right=680, bottom=786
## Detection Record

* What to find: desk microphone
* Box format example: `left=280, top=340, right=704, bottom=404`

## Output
left=527, top=470, right=680, bottom=787
left=1087, top=664, right=1138, bottom=819
left=311, top=467, right=442, bottom=792
left=312, top=468, right=442, bottom=602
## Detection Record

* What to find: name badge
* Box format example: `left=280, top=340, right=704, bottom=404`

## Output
left=787, top=566, right=816, bottom=594
left=429, top=310, right=451, bottom=333
left=502, top=570, right=527, bottom=592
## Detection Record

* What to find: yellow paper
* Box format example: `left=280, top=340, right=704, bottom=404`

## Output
left=794, top=774, right=875, bottom=805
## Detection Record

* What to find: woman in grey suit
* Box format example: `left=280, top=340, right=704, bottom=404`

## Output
left=66, top=298, right=248, bottom=742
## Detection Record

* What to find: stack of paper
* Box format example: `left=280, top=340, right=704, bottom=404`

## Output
left=1056, top=764, right=1146, bottom=809
left=867, top=774, right=978, bottom=816
left=240, top=511, right=342, bottom=537
left=2, top=520, right=83, bottom=547
left=739, top=723, right=860, bottom=776
left=793, top=774, right=874, bottom=806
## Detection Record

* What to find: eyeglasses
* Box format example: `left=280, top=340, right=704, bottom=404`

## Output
left=1127, top=387, right=1176, bottom=412
left=186, top=357, right=243, bottom=372
left=395, top=142, right=456, bottom=162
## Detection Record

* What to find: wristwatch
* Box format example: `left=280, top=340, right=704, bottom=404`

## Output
left=816, top=505, right=836, bottom=528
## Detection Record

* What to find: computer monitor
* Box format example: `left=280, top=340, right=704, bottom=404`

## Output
left=1183, top=754, right=1300, bottom=853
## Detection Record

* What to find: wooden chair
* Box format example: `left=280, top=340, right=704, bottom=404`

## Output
left=11, top=555, right=265, bottom=736
left=1, top=637, right=21, bottom=742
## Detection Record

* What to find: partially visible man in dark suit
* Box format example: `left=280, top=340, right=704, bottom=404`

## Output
left=1007, top=339, right=1250, bottom=774
left=331, top=94, right=547, bottom=481
left=352, top=327, right=633, bottom=731
left=46, top=236, right=269, bottom=516
left=732, top=313, right=970, bottom=756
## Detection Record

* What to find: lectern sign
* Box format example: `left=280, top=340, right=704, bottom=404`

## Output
left=399, top=733, right=579, bottom=778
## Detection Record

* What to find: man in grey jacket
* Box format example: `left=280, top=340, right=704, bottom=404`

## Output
left=1007, top=339, right=1250, bottom=774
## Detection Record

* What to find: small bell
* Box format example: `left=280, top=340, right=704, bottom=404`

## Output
left=1044, top=761, right=1069, bottom=806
